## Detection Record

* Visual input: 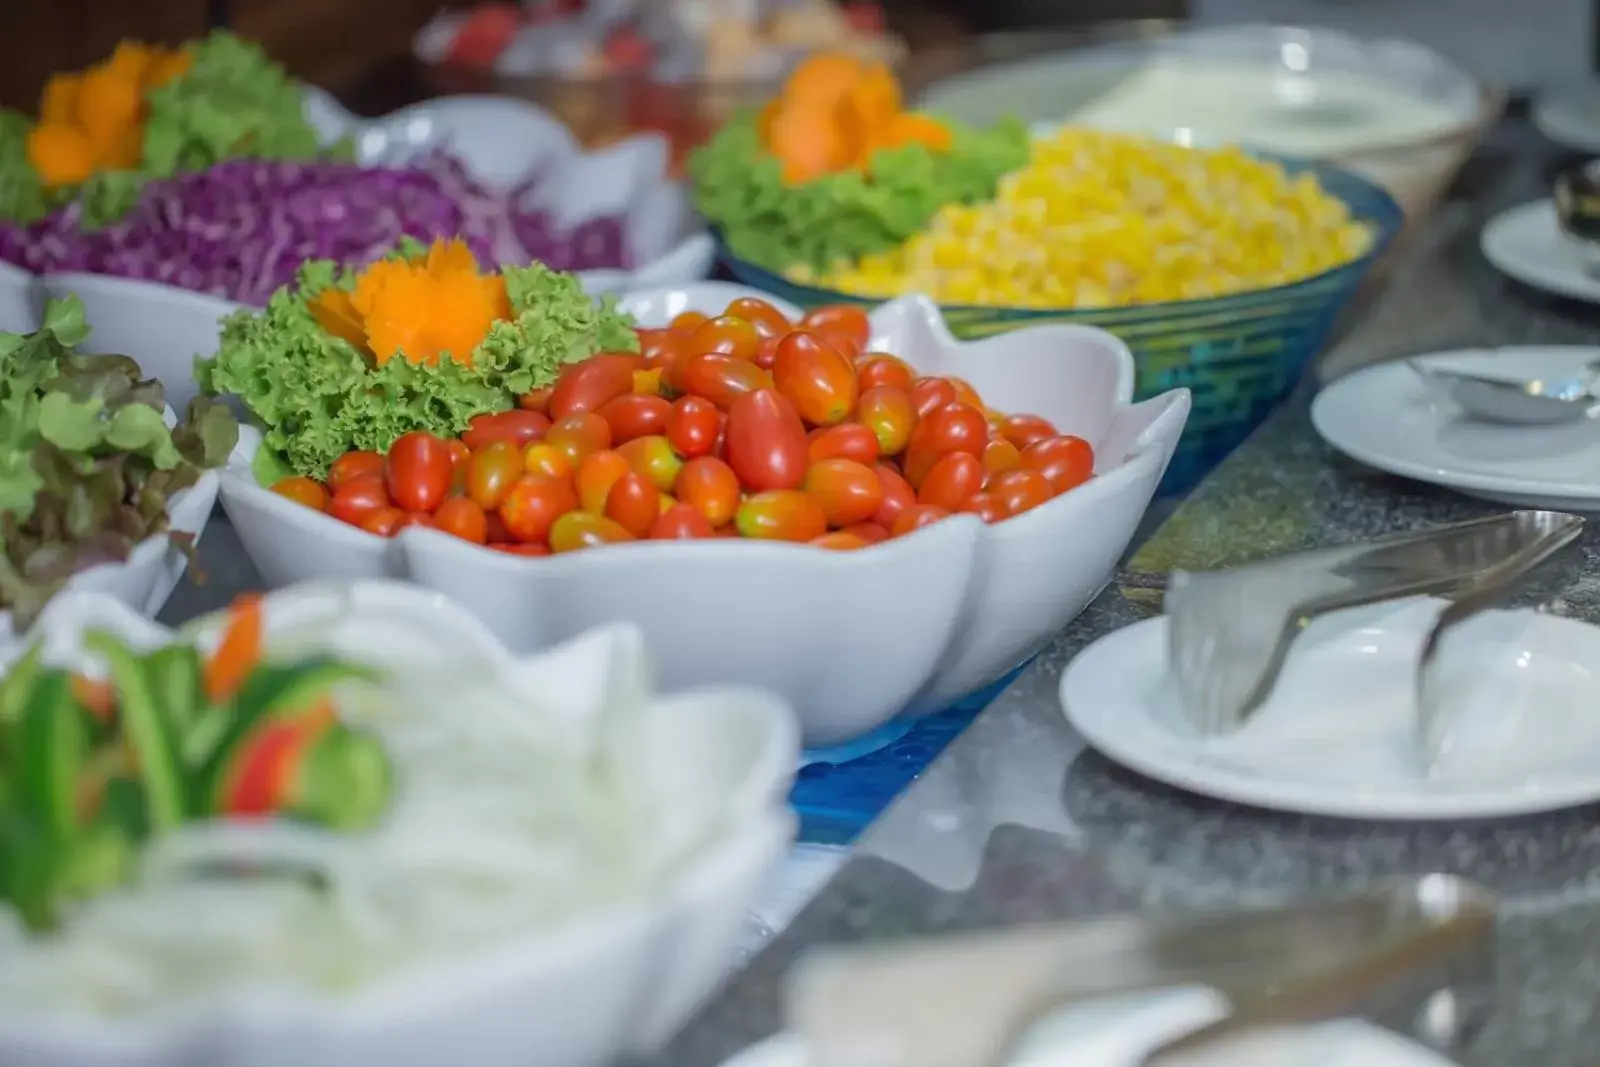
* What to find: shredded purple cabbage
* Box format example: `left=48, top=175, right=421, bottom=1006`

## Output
left=0, top=151, right=633, bottom=306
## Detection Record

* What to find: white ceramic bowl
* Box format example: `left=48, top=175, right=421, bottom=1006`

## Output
left=0, top=580, right=798, bottom=1067
left=217, top=284, right=1189, bottom=747
left=0, top=258, right=36, bottom=334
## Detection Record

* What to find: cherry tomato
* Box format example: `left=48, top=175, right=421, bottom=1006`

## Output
left=617, top=434, right=684, bottom=493
left=598, top=393, right=672, bottom=443
left=983, top=438, right=1023, bottom=480
left=800, top=305, right=871, bottom=353
left=467, top=440, right=524, bottom=511
left=724, top=296, right=793, bottom=338
left=633, top=367, right=663, bottom=395
left=667, top=309, right=709, bottom=337
left=360, top=506, right=406, bottom=537
left=575, top=450, right=632, bottom=514
left=678, top=352, right=774, bottom=409
left=518, top=385, right=553, bottom=414
left=808, top=423, right=880, bottom=466
left=990, top=468, right=1054, bottom=517
left=686, top=314, right=762, bottom=362
left=636, top=327, right=678, bottom=368
left=602, top=471, right=661, bottom=537
left=856, top=386, right=917, bottom=456
left=1021, top=435, right=1095, bottom=494
left=958, top=492, right=1006, bottom=523
left=658, top=492, right=678, bottom=514
left=271, top=476, right=327, bottom=511
left=462, top=410, right=551, bottom=451
left=326, top=451, right=384, bottom=491
left=385, top=432, right=452, bottom=513
left=735, top=490, right=828, bottom=542
left=909, top=377, right=958, bottom=418
left=499, top=474, right=578, bottom=544
left=811, top=531, right=871, bottom=550
left=397, top=511, right=435, bottom=531
left=999, top=414, right=1059, bottom=451
left=546, top=413, right=613, bottom=467
left=725, top=389, right=809, bottom=491
left=548, top=354, right=638, bottom=422
left=522, top=442, right=574, bottom=482
left=433, top=497, right=489, bottom=544
left=675, top=456, right=741, bottom=527
left=549, top=510, right=634, bottom=553
left=918, top=452, right=986, bottom=511
left=854, top=352, right=914, bottom=393
left=772, top=330, right=858, bottom=426
left=941, top=376, right=985, bottom=411
left=649, top=502, right=716, bottom=539
left=485, top=512, right=515, bottom=543
left=843, top=521, right=891, bottom=544
left=871, top=463, right=916, bottom=529
left=447, top=439, right=472, bottom=486
left=327, top=476, right=389, bottom=527
left=752, top=334, right=783, bottom=370
left=904, top=402, right=989, bottom=486
left=804, top=458, right=884, bottom=527
left=493, top=542, right=550, bottom=557
left=666, top=395, right=721, bottom=459
left=890, top=504, right=951, bottom=537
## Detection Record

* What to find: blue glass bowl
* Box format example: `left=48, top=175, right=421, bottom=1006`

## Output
left=718, top=157, right=1404, bottom=493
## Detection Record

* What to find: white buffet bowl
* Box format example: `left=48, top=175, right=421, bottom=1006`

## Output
left=217, top=286, right=1190, bottom=747
left=0, top=258, right=36, bottom=334
left=0, top=581, right=798, bottom=1067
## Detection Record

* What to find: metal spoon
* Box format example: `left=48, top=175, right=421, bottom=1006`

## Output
left=1408, top=356, right=1600, bottom=425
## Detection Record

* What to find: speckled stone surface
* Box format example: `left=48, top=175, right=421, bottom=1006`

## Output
left=634, top=123, right=1600, bottom=1067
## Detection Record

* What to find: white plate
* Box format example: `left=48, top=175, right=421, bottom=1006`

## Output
left=1311, top=346, right=1600, bottom=510
left=1060, top=597, right=1600, bottom=820
left=1534, top=82, right=1600, bottom=153
left=1479, top=199, right=1600, bottom=303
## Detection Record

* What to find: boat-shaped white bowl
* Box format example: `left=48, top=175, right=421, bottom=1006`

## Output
left=217, top=285, right=1190, bottom=746
left=0, top=257, right=36, bottom=334
left=0, top=581, right=797, bottom=1067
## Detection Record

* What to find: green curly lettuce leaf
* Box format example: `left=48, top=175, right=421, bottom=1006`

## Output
left=0, top=109, right=58, bottom=227
left=689, top=112, right=1030, bottom=273
left=197, top=259, right=639, bottom=479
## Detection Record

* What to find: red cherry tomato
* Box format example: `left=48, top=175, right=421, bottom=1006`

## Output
left=485, top=511, right=515, bottom=543
left=811, top=531, right=871, bottom=551
left=598, top=393, right=672, bottom=443
left=327, top=475, right=389, bottom=527
left=771, top=331, right=859, bottom=427
left=462, top=410, right=551, bottom=452
left=724, top=389, right=809, bottom=491
left=493, top=542, right=550, bottom=557
left=854, top=352, right=914, bottom=393
left=685, top=315, right=762, bottom=362
left=604, top=471, right=661, bottom=537
left=675, top=456, right=742, bottom=527
left=616, top=434, right=684, bottom=493
left=804, top=458, right=884, bottom=527
left=800, top=304, right=871, bottom=353
left=360, top=506, right=406, bottom=537
left=396, top=511, right=435, bottom=531
left=545, top=413, right=613, bottom=467
left=521, top=443, right=574, bottom=482
left=326, top=451, right=384, bottom=492
left=904, top=401, right=989, bottom=486
left=549, top=510, right=634, bottom=553
left=576, top=450, right=632, bottom=514
left=842, top=521, right=891, bottom=544
left=870, top=463, right=916, bottom=529
left=983, top=438, right=1023, bottom=480
left=499, top=474, right=578, bottom=544
left=678, top=352, right=774, bottom=409
left=890, top=504, right=952, bottom=537
left=808, top=423, right=881, bottom=465
left=856, top=386, right=917, bottom=456
left=918, top=452, right=986, bottom=511
left=433, top=497, right=489, bottom=544
left=385, top=432, right=452, bottom=513
left=649, top=502, right=716, bottom=539
left=549, top=354, right=639, bottom=422
left=941, top=376, right=985, bottom=411
left=271, top=476, right=327, bottom=511
left=990, top=468, right=1054, bottom=517
left=447, top=439, right=472, bottom=487
left=958, top=492, right=1006, bottom=523
left=1021, top=435, right=1095, bottom=494
left=518, top=385, right=554, bottom=414
left=666, top=395, right=721, bottom=459
left=735, top=490, right=828, bottom=542
left=909, top=377, right=959, bottom=419
left=752, top=334, right=783, bottom=370
left=724, top=297, right=793, bottom=337
left=636, top=327, right=678, bottom=368
left=1000, top=414, right=1059, bottom=451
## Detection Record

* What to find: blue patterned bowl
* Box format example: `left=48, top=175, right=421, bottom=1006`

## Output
left=718, top=157, right=1403, bottom=493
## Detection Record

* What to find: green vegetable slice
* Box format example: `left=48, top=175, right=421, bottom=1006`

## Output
left=14, top=669, right=88, bottom=840
left=87, top=633, right=186, bottom=832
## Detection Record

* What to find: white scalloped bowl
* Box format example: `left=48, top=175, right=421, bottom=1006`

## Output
left=0, top=580, right=798, bottom=1067
left=217, top=285, right=1190, bottom=746
left=0, top=257, right=35, bottom=334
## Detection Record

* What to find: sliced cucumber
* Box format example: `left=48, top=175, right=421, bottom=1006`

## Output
left=87, top=634, right=186, bottom=833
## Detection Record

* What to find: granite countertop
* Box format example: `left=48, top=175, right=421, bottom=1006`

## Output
left=634, top=122, right=1600, bottom=1067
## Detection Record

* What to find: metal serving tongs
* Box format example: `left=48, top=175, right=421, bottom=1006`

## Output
left=787, top=876, right=1496, bottom=1067
left=1164, top=510, right=1585, bottom=742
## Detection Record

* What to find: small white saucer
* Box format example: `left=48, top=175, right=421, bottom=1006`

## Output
left=1534, top=82, right=1600, bottom=153
left=1480, top=199, right=1600, bottom=303
left=1060, top=598, right=1600, bottom=820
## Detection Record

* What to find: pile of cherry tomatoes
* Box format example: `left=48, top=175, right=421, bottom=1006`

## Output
left=268, top=298, right=1095, bottom=555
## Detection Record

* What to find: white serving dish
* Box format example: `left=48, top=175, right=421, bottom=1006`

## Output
left=0, top=257, right=36, bottom=334
left=0, top=580, right=798, bottom=1067
left=217, top=283, right=1190, bottom=747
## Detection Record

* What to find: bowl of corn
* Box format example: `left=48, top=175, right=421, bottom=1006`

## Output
left=718, top=127, right=1403, bottom=491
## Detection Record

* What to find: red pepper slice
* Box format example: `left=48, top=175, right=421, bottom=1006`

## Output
left=217, top=701, right=334, bottom=818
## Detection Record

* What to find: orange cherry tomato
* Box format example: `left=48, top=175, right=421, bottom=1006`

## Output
left=668, top=310, right=709, bottom=337
left=890, top=504, right=951, bottom=537
left=871, top=463, right=916, bottom=529
left=941, top=376, right=985, bottom=411
left=518, top=385, right=553, bottom=414
left=633, top=367, right=663, bottom=395
left=271, top=476, right=327, bottom=511
left=725, top=389, right=810, bottom=491
left=360, top=506, right=406, bottom=537
left=999, top=414, right=1059, bottom=451
left=467, top=440, right=524, bottom=511
left=1021, top=435, right=1095, bottom=494
left=686, top=314, right=762, bottom=362
left=546, top=413, right=613, bottom=467
left=678, top=352, right=774, bottom=408
left=598, top=393, right=672, bottom=443
left=854, top=352, right=915, bottom=393
left=548, top=354, right=638, bottom=422
left=736, top=490, right=828, bottom=542
left=804, top=458, right=884, bottom=527
left=856, top=386, right=917, bottom=456
left=385, top=432, right=452, bottom=513
left=327, top=476, right=389, bottom=527
left=909, top=377, right=959, bottom=419
left=918, top=452, right=986, bottom=511
left=990, top=468, right=1054, bottom=517
left=617, top=434, right=684, bottom=493
left=462, top=410, right=551, bottom=451
left=549, top=510, right=634, bottom=553
left=958, top=492, right=1006, bottom=523
left=433, top=497, right=489, bottom=544
left=800, top=304, right=871, bottom=353
left=604, top=471, right=661, bottom=537
left=649, top=502, right=716, bottom=539
left=724, top=296, right=794, bottom=338
left=811, top=530, right=871, bottom=550
left=494, top=542, right=550, bottom=557
left=522, top=442, right=574, bottom=482
left=771, top=330, right=859, bottom=427
left=983, top=438, right=1023, bottom=480
left=575, top=450, right=632, bottom=514
left=636, top=327, right=678, bottom=367
left=326, top=451, right=384, bottom=491
left=675, top=456, right=741, bottom=527
left=666, top=395, right=721, bottom=458
left=447, top=438, right=472, bottom=480
left=499, top=474, right=578, bottom=544
left=808, top=423, right=880, bottom=465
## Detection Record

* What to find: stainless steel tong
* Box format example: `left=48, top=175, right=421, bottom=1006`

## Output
left=1164, top=510, right=1585, bottom=750
left=787, top=875, right=1496, bottom=1067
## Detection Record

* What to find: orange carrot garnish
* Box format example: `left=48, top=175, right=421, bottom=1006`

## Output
left=205, top=593, right=264, bottom=705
